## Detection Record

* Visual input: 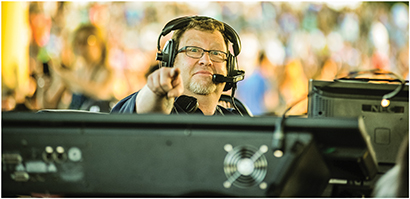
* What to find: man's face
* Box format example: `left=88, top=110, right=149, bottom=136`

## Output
left=173, top=29, right=228, bottom=96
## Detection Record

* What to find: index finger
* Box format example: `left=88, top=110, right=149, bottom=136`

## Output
left=170, top=67, right=180, bottom=79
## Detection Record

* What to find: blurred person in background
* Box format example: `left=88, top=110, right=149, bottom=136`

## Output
left=235, top=33, right=271, bottom=116
left=29, top=2, right=72, bottom=111
left=278, top=59, right=309, bottom=115
left=45, top=24, right=115, bottom=112
left=235, top=51, right=272, bottom=116
left=2, top=2, right=41, bottom=112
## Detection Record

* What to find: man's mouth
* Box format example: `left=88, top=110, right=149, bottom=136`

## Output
left=194, top=71, right=213, bottom=76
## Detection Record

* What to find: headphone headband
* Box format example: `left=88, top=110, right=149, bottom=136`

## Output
left=157, top=16, right=241, bottom=57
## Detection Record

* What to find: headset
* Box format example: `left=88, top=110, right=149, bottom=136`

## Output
left=155, top=15, right=245, bottom=91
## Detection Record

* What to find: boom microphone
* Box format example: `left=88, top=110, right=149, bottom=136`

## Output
left=212, top=74, right=233, bottom=83
left=213, top=70, right=245, bottom=116
left=212, top=70, right=245, bottom=83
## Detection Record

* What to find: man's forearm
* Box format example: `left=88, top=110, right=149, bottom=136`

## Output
left=135, top=85, right=174, bottom=114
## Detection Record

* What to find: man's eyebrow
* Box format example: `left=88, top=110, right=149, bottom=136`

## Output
left=182, top=37, right=226, bottom=51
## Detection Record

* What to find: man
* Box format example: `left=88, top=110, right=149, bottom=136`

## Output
left=111, top=16, right=245, bottom=115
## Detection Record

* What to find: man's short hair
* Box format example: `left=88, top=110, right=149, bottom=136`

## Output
left=171, top=17, right=230, bottom=53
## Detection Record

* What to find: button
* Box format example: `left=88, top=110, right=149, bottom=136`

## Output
left=375, top=128, right=390, bottom=144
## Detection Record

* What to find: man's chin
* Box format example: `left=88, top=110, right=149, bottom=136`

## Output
left=189, top=80, right=216, bottom=95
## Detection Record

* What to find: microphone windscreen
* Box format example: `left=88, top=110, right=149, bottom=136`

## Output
left=212, top=74, right=227, bottom=83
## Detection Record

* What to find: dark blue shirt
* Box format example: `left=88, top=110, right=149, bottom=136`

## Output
left=110, top=91, right=239, bottom=115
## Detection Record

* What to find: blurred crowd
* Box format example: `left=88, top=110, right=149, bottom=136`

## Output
left=2, top=1, right=409, bottom=115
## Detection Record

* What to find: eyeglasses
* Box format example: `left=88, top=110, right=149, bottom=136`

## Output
left=177, top=46, right=227, bottom=63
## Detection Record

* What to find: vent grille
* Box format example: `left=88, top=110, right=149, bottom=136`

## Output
left=313, top=96, right=333, bottom=117
left=223, top=145, right=268, bottom=188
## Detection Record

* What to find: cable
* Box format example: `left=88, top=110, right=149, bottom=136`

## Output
left=230, top=84, right=243, bottom=116
left=270, top=77, right=354, bottom=157
left=271, top=92, right=316, bottom=157
left=335, top=69, right=406, bottom=107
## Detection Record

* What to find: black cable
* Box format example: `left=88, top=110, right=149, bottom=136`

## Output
left=271, top=91, right=317, bottom=157
left=271, top=76, right=359, bottom=156
left=335, top=69, right=406, bottom=106
left=230, top=84, right=243, bottom=116
left=343, top=69, right=403, bottom=79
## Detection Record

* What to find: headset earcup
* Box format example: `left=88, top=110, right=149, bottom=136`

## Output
left=157, top=39, right=176, bottom=67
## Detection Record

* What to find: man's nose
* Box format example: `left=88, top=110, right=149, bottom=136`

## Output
left=198, top=51, right=213, bottom=65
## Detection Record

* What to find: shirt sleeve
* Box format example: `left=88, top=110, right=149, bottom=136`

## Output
left=110, top=91, right=139, bottom=114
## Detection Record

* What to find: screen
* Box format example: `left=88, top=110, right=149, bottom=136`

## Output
left=308, top=79, right=409, bottom=165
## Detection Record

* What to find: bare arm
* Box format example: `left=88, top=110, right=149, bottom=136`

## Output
left=62, top=70, right=114, bottom=100
left=50, top=59, right=114, bottom=100
left=136, top=67, right=183, bottom=114
left=36, top=73, right=67, bottom=109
